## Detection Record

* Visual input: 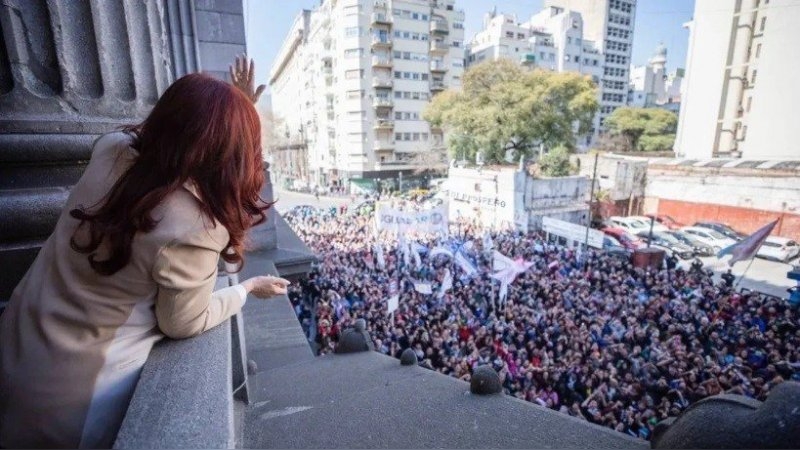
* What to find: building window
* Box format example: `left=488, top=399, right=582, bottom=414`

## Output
left=755, top=43, right=762, bottom=58
left=760, top=16, right=766, bottom=32
left=345, top=27, right=361, bottom=38
left=750, top=69, right=757, bottom=85
left=746, top=96, right=753, bottom=112
left=345, top=69, right=363, bottom=79
left=344, top=48, right=362, bottom=58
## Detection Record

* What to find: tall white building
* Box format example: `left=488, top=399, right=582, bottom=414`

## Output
left=269, top=0, right=465, bottom=189
left=543, top=0, right=637, bottom=130
left=676, top=0, right=800, bottom=160
left=627, top=44, right=682, bottom=112
left=466, top=0, right=636, bottom=146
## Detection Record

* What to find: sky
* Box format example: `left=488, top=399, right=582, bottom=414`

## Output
left=244, top=0, right=695, bottom=98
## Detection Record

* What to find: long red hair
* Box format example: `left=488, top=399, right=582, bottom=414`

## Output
left=70, top=73, right=269, bottom=275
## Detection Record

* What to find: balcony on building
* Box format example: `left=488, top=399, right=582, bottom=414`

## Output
left=430, top=60, right=448, bottom=73
left=373, top=97, right=394, bottom=108
left=320, top=48, right=333, bottom=61
left=374, top=118, right=395, bottom=129
left=430, top=80, right=446, bottom=92
left=430, top=39, right=449, bottom=53
left=372, top=34, right=392, bottom=48
left=372, top=12, right=392, bottom=26
left=372, top=55, right=392, bottom=68
left=372, top=77, right=394, bottom=88
left=322, top=65, right=333, bottom=78
left=430, top=19, right=449, bottom=35
left=374, top=139, right=395, bottom=151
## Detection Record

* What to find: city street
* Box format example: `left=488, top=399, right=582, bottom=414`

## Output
left=688, top=255, right=797, bottom=299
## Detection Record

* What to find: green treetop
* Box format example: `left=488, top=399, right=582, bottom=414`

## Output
left=423, top=59, right=598, bottom=164
left=603, top=107, right=678, bottom=152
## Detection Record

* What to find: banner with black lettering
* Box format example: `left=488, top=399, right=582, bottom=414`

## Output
left=375, top=203, right=449, bottom=234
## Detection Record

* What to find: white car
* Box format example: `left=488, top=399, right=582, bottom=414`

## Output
left=608, top=216, right=651, bottom=234
left=756, top=237, right=800, bottom=263
left=628, top=216, right=669, bottom=233
left=681, top=226, right=738, bottom=252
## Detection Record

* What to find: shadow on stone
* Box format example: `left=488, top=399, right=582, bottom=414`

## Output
left=470, top=365, right=502, bottom=395
left=651, top=381, right=800, bottom=449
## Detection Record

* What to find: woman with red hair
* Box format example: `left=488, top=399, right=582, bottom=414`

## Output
left=0, top=58, right=287, bottom=448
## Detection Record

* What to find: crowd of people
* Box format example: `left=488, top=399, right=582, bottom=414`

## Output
left=284, top=203, right=800, bottom=440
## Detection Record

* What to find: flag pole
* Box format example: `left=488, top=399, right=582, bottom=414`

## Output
left=734, top=258, right=756, bottom=290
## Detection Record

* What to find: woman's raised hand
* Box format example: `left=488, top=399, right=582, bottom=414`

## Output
left=229, top=55, right=267, bottom=104
left=242, top=275, right=291, bottom=299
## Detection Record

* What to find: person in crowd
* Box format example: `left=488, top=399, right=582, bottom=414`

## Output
left=284, top=205, right=799, bottom=441
left=0, top=57, right=289, bottom=448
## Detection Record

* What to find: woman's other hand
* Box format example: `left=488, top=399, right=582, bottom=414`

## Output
left=229, top=55, right=266, bottom=104
left=242, top=276, right=291, bottom=298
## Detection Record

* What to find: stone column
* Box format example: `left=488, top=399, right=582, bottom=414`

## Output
left=0, top=0, right=277, bottom=302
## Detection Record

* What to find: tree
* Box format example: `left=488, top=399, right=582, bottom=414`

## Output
left=423, top=59, right=598, bottom=164
left=538, top=145, right=574, bottom=177
left=603, top=107, right=677, bottom=152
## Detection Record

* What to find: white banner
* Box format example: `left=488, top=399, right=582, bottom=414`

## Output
left=413, top=282, right=433, bottom=295
left=542, top=216, right=604, bottom=249
left=387, top=295, right=399, bottom=314
left=375, top=203, right=449, bottom=234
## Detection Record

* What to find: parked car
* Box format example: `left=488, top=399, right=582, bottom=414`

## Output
left=602, top=227, right=645, bottom=251
left=628, top=215, right=670, bottom=233
left=608, top=216, right=652, bottom=234
left=635, top=231, right=695, bottom=259
left=681, top=226, right=738, bottom=252
left=645, top=214, right=684, bottom=230
left=693, top=221, right=746, bottom=241
left=756, top=237, right=800, bottom=262
left=602, top=235, right=631, bottom=259
left=664, top=230, right=715, bottom=256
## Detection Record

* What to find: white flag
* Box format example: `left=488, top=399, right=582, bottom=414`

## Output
left=438, top=268, right=453, bottom=299
left=429, top=246, right=454, bottom=259
left=454, top=251, right=478, bottom=277
left=375, top=244, right=386, bottom=269
left=483, top=231, right=494, bottom=251
left=387, top=295, right=399, bottom=314
left=411, top=241, right=422, bottom=268
left=413, top=282, right=433, bottom=295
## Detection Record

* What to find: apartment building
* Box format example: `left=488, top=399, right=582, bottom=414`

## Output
left=675, top=0, right=800, bottom=159
left=543, top=0, right=637, bottom=130
left=628, top=44, right=682, bottom=113
left=269, top=0, right=465, bottom=190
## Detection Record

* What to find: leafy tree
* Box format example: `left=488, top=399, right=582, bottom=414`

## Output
left=603, top=107, right=677, bottom=152
left=538, top=145, right=574, bottom=177
left=424, top=59, right=598, bottom=164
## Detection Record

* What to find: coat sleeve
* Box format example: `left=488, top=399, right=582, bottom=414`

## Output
left=151, top=229, right=245, bottom=339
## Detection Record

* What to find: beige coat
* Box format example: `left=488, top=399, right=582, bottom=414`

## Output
left=0, top=132, right=245, bottom=448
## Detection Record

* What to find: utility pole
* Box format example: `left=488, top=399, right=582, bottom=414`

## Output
left=584, top=153, right=599, bottom=249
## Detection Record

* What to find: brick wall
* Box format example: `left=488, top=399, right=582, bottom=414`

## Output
left=657, top=199, right=800, bottom=240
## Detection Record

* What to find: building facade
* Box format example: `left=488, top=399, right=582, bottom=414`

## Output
left=446, top=166, right=590, bottom=233
left=543, top=0, right=637, bottom=131
left=675, top=0, right=800, bottom=159
left=627, top=44, right=682, bottom=113
left=269, top=0, right=465, bottom=190
left=466, top=0, right=636, bottom=146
